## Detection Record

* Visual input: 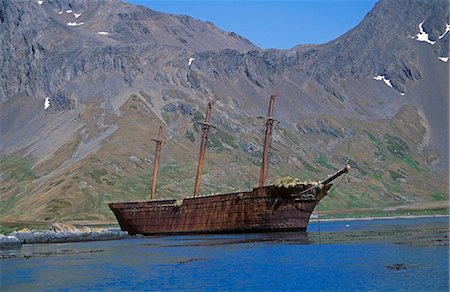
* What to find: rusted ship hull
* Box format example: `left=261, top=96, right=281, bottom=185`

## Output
left=109, top=184, right=332, bottom=235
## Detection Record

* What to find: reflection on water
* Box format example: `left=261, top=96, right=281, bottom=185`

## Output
left=158, top=232, right=311, bottom=248
left=1, top=217, right=448, bottom=291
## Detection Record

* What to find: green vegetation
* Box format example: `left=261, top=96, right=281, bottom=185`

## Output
left=89, top=169, right=108, bottom=184
left=162, top=109, right=170, bottom=124
left=104, top=177, right=115, bottom=186
left=45, top=198, right=72, bottom=216
left=0, top=226, right=17, bottom=235
left=364, top=130, right=386, bottom=161
left=110, top=173, right=149, bottom=197
left=208, top=128, right=238, bottom=151
left=157, top=164, right=186, bottom=192
left=315, top=154, right=335, bottom=170
left=192, top=109, right=205, bottom=123
left=364, top=130, right=382, bottom=148
left=185, top=130, right=195, bottom=143
left=384, top=134, right=409, bottom=159
left=371, top=168, right=383, bottom=181
left=365, top=131, right=423, bottom=175
left=283, top=129, right=300, bottom=144
left=0, top=154, right=37, bottom=182
left=388, top=169, right=408, bottom=181
left=367, top=184, right=380, bottom=195
left=404, top=154, right=423, bottom=173
left=0, top=189, right=20, bottom=216
left=340, top=188, right=379, bottom=209
left=243, top=180, right=252, bottom=190
left=364, top=130, right=425, bottom=179
left=159, top=164, right=183, bottom=177
left=300, top=158, right=319, bottom=174
left=432, top=191, right=449, bottom=201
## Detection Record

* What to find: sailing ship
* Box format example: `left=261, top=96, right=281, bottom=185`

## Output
left=109, top=95, right=350, bottom=235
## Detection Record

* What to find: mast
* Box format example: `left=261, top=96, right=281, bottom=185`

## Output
left=259, top=95, right=276, bottom=187
left=150, top=125, right=163, bottom=200
left=194, top=103, right=212, bottom=197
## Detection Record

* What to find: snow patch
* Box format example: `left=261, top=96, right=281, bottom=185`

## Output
left=416, top=21, right=436, bottom=45
left=439, top=24, right=450, bottom=39
left=37, top=0, right=43, bottom=5
left=66, top=9, right=73, bottom=13
left=98, top=31, right=109, bottom=35
left=44, top=97, right=50, bottom=110
left=67, top=22, right=84, bottom=27
left=400, top=92, right=405, bottom=96
left=383, top=78, right=392, bottom=87
left=58, top=11, right=63, bottom=15
left=373, top=75, right=393, bottom=88
left=74, top=13, right=81, bottom=18
left=188, top=57, right=195, bottom=66
left=438, top=57, right=449, bottom=62
left=373, top=75, right=383, bottom=81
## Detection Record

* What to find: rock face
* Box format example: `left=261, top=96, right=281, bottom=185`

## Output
left=0, top=0, right=448, bottom=222
left=0, top=234, right=22, bottom=249
left=8, top=223, right=129, bottom=244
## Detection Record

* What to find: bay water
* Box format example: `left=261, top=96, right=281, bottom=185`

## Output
left=1, top=216, right=448, bottom=291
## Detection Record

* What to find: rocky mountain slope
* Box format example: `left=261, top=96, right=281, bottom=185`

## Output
left=0, top=0, right=448, bottom=223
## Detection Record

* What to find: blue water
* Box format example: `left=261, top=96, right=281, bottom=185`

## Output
left=1, top=217, right=448, bottom=291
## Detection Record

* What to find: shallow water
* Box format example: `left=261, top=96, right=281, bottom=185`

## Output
left=1, top=217, right=448, bottom=291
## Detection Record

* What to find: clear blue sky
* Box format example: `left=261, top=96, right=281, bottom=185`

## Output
left=128, top=0, right=377, bottom=49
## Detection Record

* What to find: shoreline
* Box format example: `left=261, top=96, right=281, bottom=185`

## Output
left=1, top=215, right=447, bottom=249
left=0, top=223, right=130, bottom=249
left=311, top=214, right=449, bottom=222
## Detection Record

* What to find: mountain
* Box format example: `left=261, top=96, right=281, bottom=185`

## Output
left=0, top=0, right=448, bottom=223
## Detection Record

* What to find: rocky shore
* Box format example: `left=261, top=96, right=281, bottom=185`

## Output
left=0, top=234, right=22, bottom=249
left=0, top=223, right=129, bottom=248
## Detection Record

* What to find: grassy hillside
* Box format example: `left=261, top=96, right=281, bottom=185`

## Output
left=0, top=94, right=447, bottom=223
